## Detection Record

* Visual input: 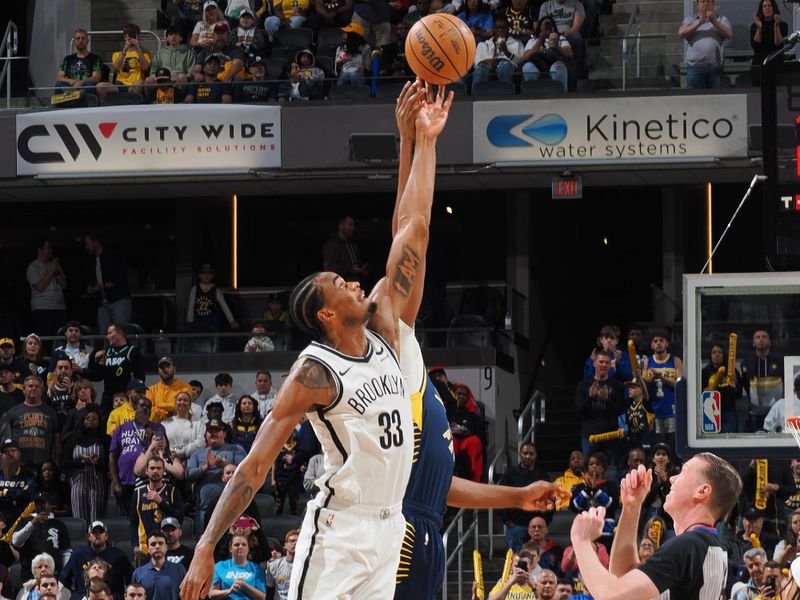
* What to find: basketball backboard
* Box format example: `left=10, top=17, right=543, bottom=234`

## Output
left=678, top=272, right=800, bottom=459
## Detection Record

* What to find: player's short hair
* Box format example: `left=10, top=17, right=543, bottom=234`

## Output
left=289, top=272, right=326, bottom=340
left=694, top=452, right=742, bottom=522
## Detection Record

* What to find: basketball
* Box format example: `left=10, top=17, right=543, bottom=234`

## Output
left=405, top=13, right=476, bottom=85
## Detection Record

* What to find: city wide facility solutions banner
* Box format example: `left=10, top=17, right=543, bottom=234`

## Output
left=16, top=104, right=281, bottom=175
left=473, top=94, right=748, bottom=164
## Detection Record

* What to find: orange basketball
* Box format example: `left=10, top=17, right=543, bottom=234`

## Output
left=405, top=13, right=476, bottom=85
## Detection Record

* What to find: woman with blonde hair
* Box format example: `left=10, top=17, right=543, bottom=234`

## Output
left=191, top=1, right=225, bottom=48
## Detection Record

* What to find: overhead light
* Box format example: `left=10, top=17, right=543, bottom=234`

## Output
left=446, top=206, right=454, bottom=214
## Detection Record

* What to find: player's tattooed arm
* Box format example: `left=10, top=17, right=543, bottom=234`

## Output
left=292, top=358, right=337, bottom=406
left=391, top=244, right=421, bottom=298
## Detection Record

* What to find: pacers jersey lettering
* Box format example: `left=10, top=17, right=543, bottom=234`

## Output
left=300, top=329, right=413, bottom=508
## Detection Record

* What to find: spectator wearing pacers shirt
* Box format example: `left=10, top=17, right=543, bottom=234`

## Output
left=130, top=456, right=183, bottom=565
left=0, top=438, right=37, bottom=525
left=234, top=59, right=275, bottom=102
left=89, top=323, right=144, bottom=416
left=110, top=24, right=151, bottom=96
left=145, top=68, right=188, bottom=104
left=185, top=55, right=233, bottom=103
left=46, top=354, right=75, bottom=429
left=0, top=376, right=59, bottom=470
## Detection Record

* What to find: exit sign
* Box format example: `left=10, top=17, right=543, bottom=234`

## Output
left=551, top=175, right=583, bottom=199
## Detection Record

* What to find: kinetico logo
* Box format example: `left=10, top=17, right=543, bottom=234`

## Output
left=487, top=114, right=568, bottom=147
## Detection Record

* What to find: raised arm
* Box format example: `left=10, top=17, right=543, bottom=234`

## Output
left=180, top=358, right=336, bottom=600
left=609, top=465, right=652, bottom=575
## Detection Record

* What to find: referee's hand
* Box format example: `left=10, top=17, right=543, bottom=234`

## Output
left=571, top=506, right=606, bottom=543
left=620, top=464, right=653, bottom=508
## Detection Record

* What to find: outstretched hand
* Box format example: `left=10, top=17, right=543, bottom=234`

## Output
left=571, top=506, right=606, bottom=544
left=620, top=464, right=653, bottom=507
left=519, top=481, right=572, bottom=512
left=395, top=79, right=425, bottom=143
left=415, top=83, right=454, bottom=140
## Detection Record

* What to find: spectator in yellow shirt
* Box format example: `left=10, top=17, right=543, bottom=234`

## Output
left=489, top=551, right=538, bottom=600
left=553, top=450, right=586, bottom=510
left=107, top=379, right=146, bottom=436
left=146, top=356, right=193, bottom=423
left=110, top=23, right=151, bottom=95
left=264, top=0, right=311, bottom=43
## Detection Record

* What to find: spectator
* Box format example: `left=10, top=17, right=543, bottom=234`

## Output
left=211, top=513, right=268, bottom=564
left=763, top=375, right=800, bottom=433
left=37, top=462, right=70, bottom=518
left=0, top=339, right=24, bottom=384
left=520, top=15, right=571, bottom=93
left=185, top=264, right=238, bottom=330
left=741, top=328, right=784, bottom=431
left=161, top=517, right=194, bottom=568
left=244, top=323, right=274, bottom=353
left=786, top=458, right=800, bottom=513
left=109, top=24, right=151, bottom=96
left=210, top=535, right=266, bottom=600
left=233, top=10, right=270, bottom=63
left=296, top=49, right=327, bottom=100
left=0, top=376, right=59, bottom=470
left=575, top=350, right=626, bottom=462
left=582, top=325, right=632, bottom=383
left=499, top=442, right=551, bottom=551
left=0, top=438, right=36, bottom=524
left=449, top=383, right=484, bottom=483
left=132, top=428, right=185, bottom=489
left=381, top=20, right=412, bottom=78
left=458, top=0, right=493, bottom=42
left=741, top=459, right=793, bottom=543
left=48, top=322, right=92, bottom=376
left=90, top=323, right=145, bottom=417
left=13, top=494, right=72, bottom=581
left=535, top=569, right=558, bottom=600
left=560, top=541, right=608, bottom=579
left=624, top=379, right=652, bottom=451
left=205, top=402, right=232, bottom=440
left=165, top=0, right=205, bottom=41
left=47, top=354, right=75, bottom=429
left=678, top=0, right=732, bottom=89
left=700, top=343, right=742, bottom=434
left=233, top=58, right=275, bottom=103
left=86, top=580, right=112, bottom=600
left=538, top=0, right=585, bottom=76
left=132, top=531, right=186, bottom=600
left=642, top=442, right=677, bottom=528
left=230, top=396, right=262, bottom=453
left=84, top=233, right=131, bottom=340
left=26, top=239, right=67, bottom=339
left=146, top=356, right=193, bottom=423
left=109, top=397, right=165, bottom=516
left=145, top=68, right=188, bottom=104
left=271, top=430, right=306, bottom=516
left=553, top=450, right=586, bottom=510
left=193, top=22, right=246, bottom=82
left=488, top=550, right=537, bottom=600
left=265, top=0, right=310, bottom=44
left=637, top=537, right=655, bottom=564
left=334, top=25, right=371, bottom=87
left=55, top=30, right=103, bottom=94
left=186, top=419, right=246, bottom=524
left=107, top=380, right=146, bottom=437
left=503, top=0, right=536, bottom=41
left=203, top=373, right=237, bottom=423
left=130, top=456, right=184, bottom=564
left=19, top=334, right=47, bottom=381
left=570, top=452, right=619, bottom=545
left=162, top=391, right=204, bottom=461
left=192, top=1, right=226, bottom=48
left=147, top=25, right=195, bottom=89
left=262, top=295, right=288, bottom=336
left=614, top=447, right=646, bottom=488
left=773, top=507, right=800, bottom=563
left=734, top=547, right=767, bottom=600
left=471, top=17, right=524, bottom=94
left=303, top=453, right=324, bottom=495
left=251, top=371, right=275, bottom=418
left=642, top=330, right=683, bottom=448
left=0, top=364, right=22, bottom=409
left=351, top=0, right=392, bottom=48
left=554, top=580, right=572, bottom=600
left=526, top=516, right=564, bottom=576
left=309, top=0, right=354, bottom=31
left=123, top=583, right=146, bottom=600
left=265, top=530, right=298, bottom=600
left=18, top=567, right=68, bottom=600
left=628, top=324, right=647, bottom=357
left=751, top=0, right=786, bottom=85
left=322, top=215, right=368, bottom=284
left=278, top=61, right=311, bottom=101
left=60, top=523, right=133, bottom=599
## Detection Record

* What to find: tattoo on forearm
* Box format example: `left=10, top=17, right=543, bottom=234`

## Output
left=392, top=245, right=421, bottom=297
left=202, top=476, right=255, bottom=542
left=294, top=360, right=334, bottom=391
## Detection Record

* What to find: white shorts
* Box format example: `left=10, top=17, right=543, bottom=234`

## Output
left=288, top=498, right=406, bottom=600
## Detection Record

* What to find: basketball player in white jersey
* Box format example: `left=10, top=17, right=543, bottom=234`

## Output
left=180, top=82, right=452, bottom=600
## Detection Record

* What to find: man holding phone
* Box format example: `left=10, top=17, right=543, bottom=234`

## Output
left=110, top=23, right=151, bottom=95
left=758, top=561, right=784, bottom=600
left=488, top=551, right=537, bottom=600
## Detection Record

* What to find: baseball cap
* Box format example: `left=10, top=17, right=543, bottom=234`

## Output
left=158, top=355, right=174, bottom=367
left=250, top=57, right=266, bottom=68
left=155, top=68, right=171, bottom=81
left=34, top=491, right=51, bottom=504
left=213, top=22, right=230, bottom=34
left=240, top=8, right=254, bottom=18
left=89, top=521, right=107, bottom=532
left=127, top=379, right=147, bottom=392
left=0, top=338, right=13, bottom=349
left=743, top=506, right=765, bottom=521
left=0, top=439, right=18, bottom=451
left=206, top=418, right=224, bottom=430
left=427, top=365, right=446, bottom=376
left=161, top=517, right=181, bottom=529
left=652, top=442, right=672, bottom=458
left=341, top=22, right=366, bottom=36
left=203, top=0, right=219, bottom=9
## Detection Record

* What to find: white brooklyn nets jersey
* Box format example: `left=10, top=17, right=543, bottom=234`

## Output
left=299, top=329, right=413, bottom=508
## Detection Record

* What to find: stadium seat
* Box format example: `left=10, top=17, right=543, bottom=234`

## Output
left=472, top=80, right=515, bottom=96
left=314, top=55, right=334, bottom=76
left=276, top=28, right=314, bottom=50
left=317, top=27, right=344, bottom=50
left=103, top=516, right=131, bottom=543
left=447, top=314, right=491, bottom=347
left=329, top=84, right=372, bottom=100
left=254, top=493, right=275, bottom=518
left=261, top=515, right=302, bottom=542
left=548, top=510, right=576, bottom=537
left=181, top=517, right=195, bottom=539
left=520, top=78, right=564, bottom=97
left=445, top=81, right=469, bottom=98
left=62, top=517, right=88, bottom=543
left=375, top=80, right=410, bottom=98
left=114, top=541, right=133, bottom=562
left=266, top=57, right=288, bottom=80
left=734, top=72, right=753, bottom=88
left=9, top=563, right=20, bottom=594
left=100, top=92, right=144, bottom=106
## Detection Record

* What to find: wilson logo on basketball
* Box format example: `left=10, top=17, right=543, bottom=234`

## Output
left=414, top=30, right=445, bottom=72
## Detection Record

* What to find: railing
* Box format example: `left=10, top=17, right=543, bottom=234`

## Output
left=486, top=448, right=508, bottom=559
left=441, top=509, right=480, bottom=600
left=0, top=21, right=27, bottom=109
left=621, top=5, right=641, bottom=91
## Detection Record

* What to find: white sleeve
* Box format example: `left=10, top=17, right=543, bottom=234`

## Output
left=762, top=401, right=784, bottom=432
left=215, top=288, right=235, bottom=323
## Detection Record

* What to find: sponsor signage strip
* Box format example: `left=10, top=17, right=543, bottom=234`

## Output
left=16, top=104, right=281, bottom=175
left=473, top=95, right=748, bottom=164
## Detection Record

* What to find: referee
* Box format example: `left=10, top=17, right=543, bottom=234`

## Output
left=570, top=453, right=741, bottom=599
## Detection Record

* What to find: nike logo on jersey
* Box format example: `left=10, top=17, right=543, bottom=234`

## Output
left=339, top=366, right=353, bottom=376
left=375, top=346, right=385, bottom=355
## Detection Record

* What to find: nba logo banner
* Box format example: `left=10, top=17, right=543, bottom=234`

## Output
left=702, top=391, right=721, bottom=433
